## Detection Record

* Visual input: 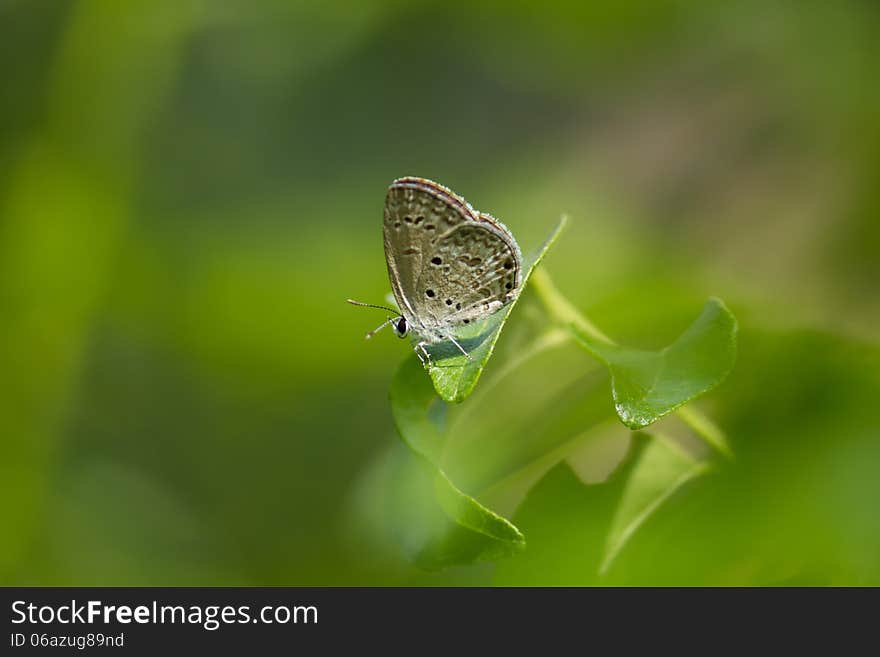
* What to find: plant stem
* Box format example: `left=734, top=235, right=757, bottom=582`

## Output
left=674, top=405, right=734, bottom=460
left=529, top=267, right=733, bottom=459
left=529, top=268, right=614, bottom=345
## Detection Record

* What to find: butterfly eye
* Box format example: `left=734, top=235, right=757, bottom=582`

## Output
left=395, top=317, right=408, bottom=337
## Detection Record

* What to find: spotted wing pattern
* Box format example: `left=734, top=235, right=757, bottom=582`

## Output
left=412, top=222, right=521, bottom=330
left=383, top=177, right=474, bottom=319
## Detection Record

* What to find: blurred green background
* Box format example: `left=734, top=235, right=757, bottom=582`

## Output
left=1, top=0, right=878, bottom=585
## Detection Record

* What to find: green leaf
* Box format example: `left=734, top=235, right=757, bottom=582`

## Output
left=599, top=433, right=710, bottom=574
left=493, top=436, right=650, bottom=585
left=389, top=356, right=525, bottom=569
left=569, top=298, right=738, bottom=430
left=493, top=432, right=711, bottom=584
left=423, top=217, right=567, bottom=404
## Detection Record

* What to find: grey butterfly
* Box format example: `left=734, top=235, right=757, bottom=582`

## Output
left=348, top=176, right=523, bottom=367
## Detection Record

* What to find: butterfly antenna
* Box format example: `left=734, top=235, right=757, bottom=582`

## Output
left=346, top=298, right=398, bottom=314
left=364, top=318, right=394, bottom=341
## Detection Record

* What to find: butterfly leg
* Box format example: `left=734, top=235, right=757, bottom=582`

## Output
left=414, top=341, right=433, bottom=369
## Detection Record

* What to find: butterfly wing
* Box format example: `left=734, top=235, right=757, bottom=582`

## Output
left=383, top=177, right=475, bottom=320
left=413, top=222, right=522, bottom=330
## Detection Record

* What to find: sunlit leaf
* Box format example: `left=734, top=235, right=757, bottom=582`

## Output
left=570, top=298, right=737, bottom=429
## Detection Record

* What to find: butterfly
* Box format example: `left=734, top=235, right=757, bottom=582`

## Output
left=348, top=177, right=523, bottom=367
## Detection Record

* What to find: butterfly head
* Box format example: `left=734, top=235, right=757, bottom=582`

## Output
left=346, top=299, right=413, bottom=341
left=391, top=316, right=409, bottom=338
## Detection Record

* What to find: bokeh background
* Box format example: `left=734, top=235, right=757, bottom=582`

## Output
left=2, top=0, right=878, bottom=585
